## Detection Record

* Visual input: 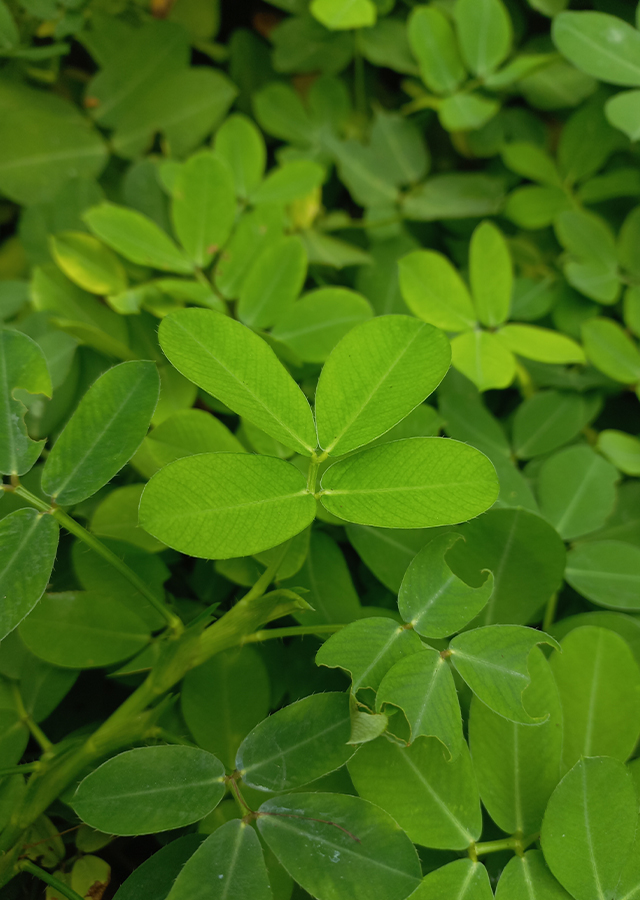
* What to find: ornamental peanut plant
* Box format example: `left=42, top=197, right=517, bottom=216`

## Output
left=2, top=0, right=640, bottom=898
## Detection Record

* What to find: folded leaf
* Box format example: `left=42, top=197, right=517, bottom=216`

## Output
left=376, top=650, right=463, bottom=759
left=166, top=821, right=272, bottom=900
left=159, top=309, right=316, bottom=455
left=42, top=360, right=160, bottom=506
left=315, top=316, right=451, bottom=457
left=0, top=509, right=59, bottom=641
left=316, top=617, right=423, bottom=693
left=320, top=438, right=499, bottom=528
left=449, top=625, right=560, bottom=723
left=140, top=452, right=315, bottom=559
left=237, top=692, right=354, bottom=792
left=0, top=329, right=51, bottom=476
left=258, top=792, right=422, bottom=900
left=72, top=746, right=226, bottom=835
left=348, top=737, right=482, bottom=851
left=541, top=757, right=637, bottom=900
left=398, top=532, right=493, bottom=638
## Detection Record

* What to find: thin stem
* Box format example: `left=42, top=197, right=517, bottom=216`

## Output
left=11, top=684, right=52, bottom=753
left=473, top=832, right=539, bottom=857
left=227, top=778, right=253, bottom=816
left=542, top=592, right=558, bottom=634
left=242, top=624, right=344, bottom=644
left=0, top=764, right=39, bottom=776
left=10, top=484, right=182, bottom=635
left=18, top=860, right=85, bottom=900
left=241, top=541, right=291, bottom=604
left=306, top=451, right=326, bottom=494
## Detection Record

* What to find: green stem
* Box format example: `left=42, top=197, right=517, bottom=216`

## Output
left=0, top=765, right=39, bottom=777
left=353, top=30, right=367, bottom=119
left=242, top=541, right=292, bottom=604
left=472, top=832, right=539, bottom=858
left=18, top=860, right=85, bottom=900
left=11, top=684, right=52, bottom=753
left=242, top=624, right=344, bottom=643
left=9, top=484, right=182, bottom=635
left=542, top=592, right=558, bottom=634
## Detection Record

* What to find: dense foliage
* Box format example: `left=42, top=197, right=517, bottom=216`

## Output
left=2, top=0, right=640, bottom=898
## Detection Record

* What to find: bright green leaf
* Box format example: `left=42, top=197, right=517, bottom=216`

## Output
left=496, top=324, right=585, bottom=364
left=598, top=429, right=640, bottom=475
left=310, top=0, right=376, bottom=30
left=454, top=0, right=511, bottom=77
left=451, top=330, right=517, bottom=392
left=495, top=851, right=572, bottom=900
left=398, top=250, right=476, bottom=332
left=552, top=12, right=640, bottom=88
left=320, top=438, right=499, bottom=527
left=408, top=6, right=466, bottom=95
left=582, top=316, right=640, bottom=384
left=214, top=113, right=266, bottom=200
left=140, top=453, right=316, bottom=559
left=49, top=232, right=127, bottom=295
left=315, top=316, right=451, bottom=456
left=251, top=159, right=325, bottom=206
left=606, top=89, right=640, bottom=141
left=470, top=221, right=512, bottom=328
left=159, top=309, right=316, bottom=455
left=238, top=236, right=307, bottom=329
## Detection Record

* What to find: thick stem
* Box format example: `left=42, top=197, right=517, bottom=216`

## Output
left=9, top=484, right=182, bottom=634
left=18, top=860, right=85, bottom=900
left=241, top=541, right=291, bottom=604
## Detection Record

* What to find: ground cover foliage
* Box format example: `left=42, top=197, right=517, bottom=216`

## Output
left=1, top=0, right=640, bottom=897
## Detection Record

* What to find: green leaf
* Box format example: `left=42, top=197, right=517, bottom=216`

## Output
left=555, top=210, right=620, bottom=304
left=438, top=93, right=500, bottom=132
left=346, top=525, right=434, bottom=593
left=142, top=408, right=244, bottom=475
left=159, top=309, right=316, bottom=455
left=0, top=510, right=59, bottom=641
left=398, top=250, right=477, bottom=332
left=438, top=371, right=511, bottom=461
left=282, top=531, right=362, bottom=626
left=566, top=541, right=640, bottom=611
left=171, top=151, right=236, bottom=268
left=446, top=508, right=565, bottom=625
left=495, top=852, right=572, bottom=900
left=550, top=610, right=640, bottom=668
left=113, top=836, right=205, bottom=900
left=20, top=591, right=150, bottom=669
left=504, top=185, right=571, bottom=229
left=49, top=232, right=128, bottom=295
left=0, top=1, right=18, bottom=50
left=140, top=453, right=316, bottom=559
left=410, top=860, right=493, bottom=899
left=501, top=142, right=562, bottom=188
left=253, top=82, right=316, bottom=145
left=0, top=329, right=51, bottom=476
left=215, top=205, right=285, bottom=299
left=552, top=12, right=640, bottom=88
left=214, top=113, right=266, bottom=200
left=41, top=361, right=159, bottom=507
left=258, top=792, right=421, bottom=900
left=315, top=316, right=450, bottom=456
left=321, top=438, right=498, bottom=527
left=450, top=330, right=516, bottom=392
left=598, top=429, right=640, bottom=475
left=454, top=0, right=511, bottom=77
left=536, top=445, right=619, bottom=541
left=540, top=757, right=638, bottom=900
left=84, top=203, right=194, bottom=274
left=558, top=95, right=627, bottom=185
left=582, top=317, right=640, bottom=384
left=237, top=692, right=354, bottom=792
left=449, top=625, right=560, bottom=723
left=251, top=159, right=325, bottom=206
left=468, top=648, right=563, bottom=835
left=271, top=287, right=373, bottom=363
left=496, top=324, right=585, bottom=364
left=310, top=0, right=376, bottom=30
left=73, top=746, right=226, bottom=836
left=403, top=174, right=505, bottom=221
left=369, top=110, right=429, bottom=186
left=408, top=6, right=466, bottom=95
left=316, top=617, right=424, bottom=693
left=90, top=485, right=164, bottom=553
left=182, top=646, right=270, bottom=769
left=238, top=236, right=307, bottom=329
left=166, top=821, right=272, bottom=900
left=348, top=737, right=482, bottom=850
left=470, top=221, right=512, bottom=328
left=512, top=390, right=592, bottom=459
left=0, top=79, right=107, bottom=206
left=398, top=533, right=493, bottom=638
left=605, top=89, right=640, bottom=141
left=376, top=651, right=463, bottom=759
left=550, top=626, right=640, bottom=767
left=359, top=19, right=419, bottom=76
